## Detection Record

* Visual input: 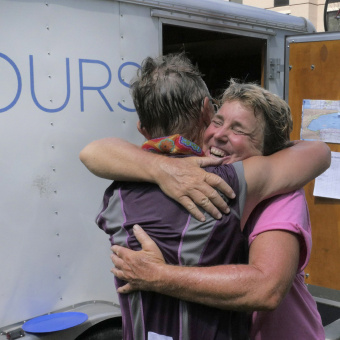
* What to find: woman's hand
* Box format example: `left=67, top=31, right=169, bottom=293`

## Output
left=111, top=225, right=166, bottom=293
left=154, top=156, right=235, bottom=221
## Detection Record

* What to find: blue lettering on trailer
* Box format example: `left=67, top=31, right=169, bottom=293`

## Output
left=0, top=53, right=140, bottom=113
left=0, top=53, right=22, bottom=113
left=30, top=55, right=71, bottom=113
left=79, top=59, right=113, bottom=112
left=118, top=62, right=140, bottom=112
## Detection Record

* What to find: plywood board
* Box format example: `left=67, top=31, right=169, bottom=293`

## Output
left=288, top=39, right=340, bottom=290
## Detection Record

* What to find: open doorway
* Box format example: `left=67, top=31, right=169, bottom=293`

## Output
left=163, top=24, right=266, bottom=98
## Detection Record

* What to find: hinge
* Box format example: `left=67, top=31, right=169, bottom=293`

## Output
left=269, top=58, right=284, bottom=80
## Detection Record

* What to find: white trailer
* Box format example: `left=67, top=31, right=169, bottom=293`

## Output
left=1, top=0, right=339, bottom=339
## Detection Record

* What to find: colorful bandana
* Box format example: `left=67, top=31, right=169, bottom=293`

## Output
left=142, top=134, right=204, bottom=156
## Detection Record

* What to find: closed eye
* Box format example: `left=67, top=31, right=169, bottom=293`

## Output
left=212, top=118, right=223, bottom=127
left=232, top=127, right=246, bottom=135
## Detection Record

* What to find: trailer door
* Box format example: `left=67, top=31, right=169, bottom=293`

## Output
left=285, top=32, right=340, bottom=301
left=162, top=24, right=266, bottom=98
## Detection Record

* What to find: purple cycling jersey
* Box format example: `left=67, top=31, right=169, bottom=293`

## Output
left=97, top=150, right=248, bottom=340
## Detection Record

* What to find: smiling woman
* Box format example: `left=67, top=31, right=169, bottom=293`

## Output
left=204, top=100, right=264, bottom=163
left=220, top=79, right=293, bottom=156
left=204, top=79, right=293, bottom=163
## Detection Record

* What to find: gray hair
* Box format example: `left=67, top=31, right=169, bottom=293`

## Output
left=221, top=79, right=293, bottom=155
left=130, top=53, right=210, bottom=140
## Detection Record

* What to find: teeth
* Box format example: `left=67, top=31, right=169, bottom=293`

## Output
left=210, top=147, right=225, bottom=157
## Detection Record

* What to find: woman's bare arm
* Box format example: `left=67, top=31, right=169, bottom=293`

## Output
left=80, top=138, right=235, bottom=221
left=81, top=138, right=330, bottom=222
left=111, top=225, right=299, bottom=311
left=241, top=140, right=331, bottom=226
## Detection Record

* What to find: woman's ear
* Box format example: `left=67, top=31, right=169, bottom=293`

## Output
left=202, top=97, right=214, bottom=127
left=137, top=121, right=152, bottom=140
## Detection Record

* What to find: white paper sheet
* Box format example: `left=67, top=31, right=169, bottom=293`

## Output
left=313, top=151, right=340, bottom=199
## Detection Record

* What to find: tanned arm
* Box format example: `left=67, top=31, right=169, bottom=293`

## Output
left=111, top=224, right=299, bottom=311
left=80, top=138, right=235, bottom=221
left=241, top=140, right=331, bottom=226
left=80, top=138, right=330, bottom=222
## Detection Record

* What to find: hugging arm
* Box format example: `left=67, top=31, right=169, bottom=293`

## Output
left=244, top=140, right=330, bottom=198
left=80, top=138, right=235, bottom=221
left=241, top=140, right=330, bottom=225
left=111, top=225, right=299, bottom=311
left=80, top=138, right=330, bottom=223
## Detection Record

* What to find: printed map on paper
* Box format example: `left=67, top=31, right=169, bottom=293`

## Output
left=301, top=99, right=340, bottom=144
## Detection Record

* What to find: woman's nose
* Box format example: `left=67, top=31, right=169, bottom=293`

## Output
left=214, top=127, right=229, bottom=142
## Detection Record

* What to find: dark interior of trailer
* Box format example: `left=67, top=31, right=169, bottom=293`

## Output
left=163, top=24, right=266, bottom=98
